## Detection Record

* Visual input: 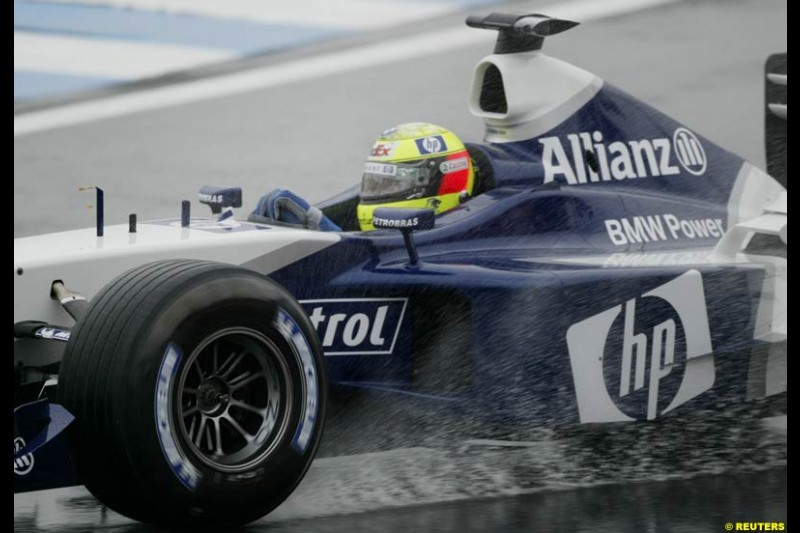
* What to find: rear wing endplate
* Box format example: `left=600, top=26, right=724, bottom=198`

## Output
left=765, top=53, right=786, bottom=189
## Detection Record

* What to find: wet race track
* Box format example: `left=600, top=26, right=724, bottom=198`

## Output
left=15, top=0, right=787, bottom=531
left=14, top=399, right=788, bottom=532
left=13, top=469, right=789, bottom=532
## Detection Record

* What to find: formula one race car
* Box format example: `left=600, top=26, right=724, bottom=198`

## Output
left=14, top=13, right=787, bottom=528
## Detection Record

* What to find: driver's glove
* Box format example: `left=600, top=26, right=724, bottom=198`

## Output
left=249, top=188, right=342, bottom=231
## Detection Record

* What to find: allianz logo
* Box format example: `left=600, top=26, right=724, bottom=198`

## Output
left=300, top=298, right=408, bottom=356
left=539, top=127, right=707, bottom=185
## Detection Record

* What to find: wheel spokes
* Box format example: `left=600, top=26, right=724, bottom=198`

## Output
left=204, top=421, right=214, bottom=451
left=229, top=371, right=265, bottom=391
left=221, top=412, right=254, bottom=444
left=178, top=329, right=292, bottom=471
left=230, top=400, right=267, bottom=417
left=188, top=416, right=197, bottom=441
left=193, top=360, right=204, bottom=382
left=212, top=418, right=223, bottom=455
left=193, top=415, right=208, bottom=448
left=221, top=352, right=246, bottom=378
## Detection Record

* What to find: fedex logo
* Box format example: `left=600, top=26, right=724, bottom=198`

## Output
left=299, top=298, right=408, bottom=356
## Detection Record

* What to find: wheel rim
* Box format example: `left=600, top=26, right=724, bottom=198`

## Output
left=175, top=327, right=293, bottom=473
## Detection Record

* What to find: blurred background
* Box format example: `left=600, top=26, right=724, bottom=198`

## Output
left=14, top=0, right=788, bottom=238
left=15, top=0, right=786, bottom=531
left=14, top=0, right=507, bottom=103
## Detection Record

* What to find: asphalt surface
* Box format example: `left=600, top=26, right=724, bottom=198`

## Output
left=14, top=0, right=787, bottom=531
left=14, top=468, right=788, bottom=533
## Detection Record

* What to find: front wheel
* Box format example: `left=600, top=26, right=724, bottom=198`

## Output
left=59, top=260, right=326, bottom=527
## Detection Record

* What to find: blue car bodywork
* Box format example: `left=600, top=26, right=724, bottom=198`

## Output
left=270, top=82, right=778, bottom=425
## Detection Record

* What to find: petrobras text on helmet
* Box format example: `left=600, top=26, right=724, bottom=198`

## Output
left=373, top=216, right=419, bottom=229
left=539, top=127, right=707, bottom=184
left=604, top=214, right=724, bottom=245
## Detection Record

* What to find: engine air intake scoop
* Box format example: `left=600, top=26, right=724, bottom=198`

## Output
left=466, top=13, right=579, bottom=54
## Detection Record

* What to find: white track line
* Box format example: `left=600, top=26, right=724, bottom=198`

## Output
left=14, top=0, right=681, bottom=137
left=39, top=0, right=457, bottom=30
left=15, top=32, right=233, bottom=80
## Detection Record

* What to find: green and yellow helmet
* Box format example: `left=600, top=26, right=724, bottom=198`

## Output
left=357, top=123, right=475, bottom=231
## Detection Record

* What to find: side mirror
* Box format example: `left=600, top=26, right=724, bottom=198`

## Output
left=198, top=186, right=242, bottom=215
left=373, top=207, right=435, bottom=266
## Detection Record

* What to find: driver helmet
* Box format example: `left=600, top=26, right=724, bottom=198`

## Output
left=357, top=123, right=475, bottom=231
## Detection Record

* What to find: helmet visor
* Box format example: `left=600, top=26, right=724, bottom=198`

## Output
left=360, top=161, right=433, bottom=203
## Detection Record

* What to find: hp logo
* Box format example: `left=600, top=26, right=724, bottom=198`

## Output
left=422, top=137, right=442, bottom=152
left=415, top=135, right=447, bottom=155
left=673, top=127, right=707, bottom=175
left=566, top=270, right=715, bottom=423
